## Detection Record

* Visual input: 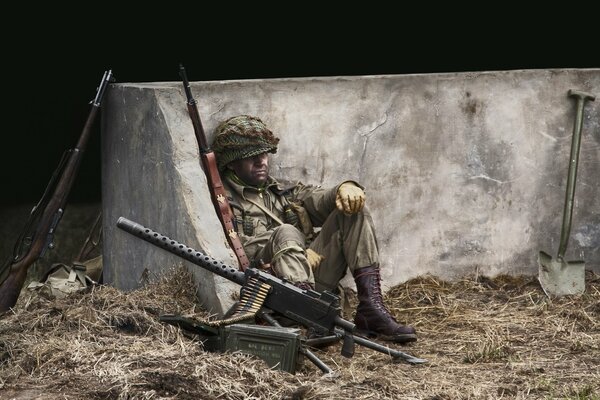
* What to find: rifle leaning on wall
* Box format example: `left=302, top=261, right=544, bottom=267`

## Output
left=117, top=217, right=427, bottom=373
left=178, top=64, right=250, bottom=271
left=0, top=70, right=115, bottom=313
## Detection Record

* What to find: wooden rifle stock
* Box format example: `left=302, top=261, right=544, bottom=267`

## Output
left=0, top=70, right=114, bottom=312
left=179, top=65, right=250, bottom=271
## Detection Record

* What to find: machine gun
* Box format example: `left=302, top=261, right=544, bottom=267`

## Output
left=116, top=217, right=426, bottom=373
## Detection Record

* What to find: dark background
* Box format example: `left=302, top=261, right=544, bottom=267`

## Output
left=2, top=17, right=598, bottom=207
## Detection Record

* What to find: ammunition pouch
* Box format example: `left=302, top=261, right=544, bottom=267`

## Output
left=287, top=201, right=314, bottom=241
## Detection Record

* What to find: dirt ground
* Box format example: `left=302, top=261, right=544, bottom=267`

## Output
left=1, top=266, right=598, bottom=399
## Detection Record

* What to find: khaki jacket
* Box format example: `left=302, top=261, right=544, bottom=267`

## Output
left=223, top=176, right=340, bottom=259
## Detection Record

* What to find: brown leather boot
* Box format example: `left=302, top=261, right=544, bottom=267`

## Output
left=353, top=265, right=417, bottom=343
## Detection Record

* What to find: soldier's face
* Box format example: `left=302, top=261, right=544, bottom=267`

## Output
left=228, top=153, right=269, bottom=186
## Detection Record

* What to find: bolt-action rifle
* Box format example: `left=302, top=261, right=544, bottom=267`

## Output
left=117, top=217, right=426, bottom=373
left=178, top=65, right=250, bottom=271
left=0, top=70, right=115, bottom=312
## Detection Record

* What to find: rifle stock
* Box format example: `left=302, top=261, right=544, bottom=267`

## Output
left=178, top=64, right=250, bottom=271
left=0, top=70, right=115, bottom=312
left=116, top=216, right=427, bottom=365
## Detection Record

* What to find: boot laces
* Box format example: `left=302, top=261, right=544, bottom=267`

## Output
left=355, top=269, right=389, bottom=314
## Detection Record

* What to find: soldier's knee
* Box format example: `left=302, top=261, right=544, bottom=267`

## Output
left=272, top=223, right=305, bottom=244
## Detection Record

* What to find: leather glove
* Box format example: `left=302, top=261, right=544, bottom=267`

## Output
left=336, top=182, right=366, bottom=215
left=306, top=249, right=324, bottom=271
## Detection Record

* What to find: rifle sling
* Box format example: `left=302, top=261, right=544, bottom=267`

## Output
left=203, top=153, right=250, bottom=271
left=219, top=211, right=250, bottom=271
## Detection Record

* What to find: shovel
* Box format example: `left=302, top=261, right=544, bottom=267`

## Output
left=538, top=89, right=595, bottom=297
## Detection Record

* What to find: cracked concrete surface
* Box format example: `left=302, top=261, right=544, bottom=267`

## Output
left=102, top=69, right=600, bottom=313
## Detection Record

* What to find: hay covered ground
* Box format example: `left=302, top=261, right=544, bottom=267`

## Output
left=1, top=266, right=598, bottom=400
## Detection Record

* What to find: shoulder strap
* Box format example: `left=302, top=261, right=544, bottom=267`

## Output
left=245, top=197, right=285, bottom=226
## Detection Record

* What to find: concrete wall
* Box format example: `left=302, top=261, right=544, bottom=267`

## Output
left=102, top=69, right=600, bottom=315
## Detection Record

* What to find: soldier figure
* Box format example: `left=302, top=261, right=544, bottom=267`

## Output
left=211, top=115, right=417, bottom=344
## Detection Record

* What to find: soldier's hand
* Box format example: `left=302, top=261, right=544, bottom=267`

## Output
left=306, top=249, right=324, bottom=270
left=336, top=182, right=366, bottom=215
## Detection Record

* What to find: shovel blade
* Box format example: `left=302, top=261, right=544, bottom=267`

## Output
left=538, top=251, right=585, bottom=296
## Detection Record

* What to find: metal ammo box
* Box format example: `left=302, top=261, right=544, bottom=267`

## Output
left=159, top=315, right=305, bottom=373
left=215, top=324, right=304, bottom=373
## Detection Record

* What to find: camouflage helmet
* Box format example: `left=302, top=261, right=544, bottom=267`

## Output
left=212, top=115, right=280, bottom=170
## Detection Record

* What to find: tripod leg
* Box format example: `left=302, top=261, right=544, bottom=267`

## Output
left=258, top=309, right=336, bottom=374
left=335, top=328, right=427, bottom=364
left=298, top=346, right=335, bottom=374
left=304, top=334, right=341, bottom=348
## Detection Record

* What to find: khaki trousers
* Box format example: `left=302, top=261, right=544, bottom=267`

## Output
left=256, top=208, right=379, bottom=292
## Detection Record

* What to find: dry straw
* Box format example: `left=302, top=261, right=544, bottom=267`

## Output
left=1, top=266, right=598, bottom=399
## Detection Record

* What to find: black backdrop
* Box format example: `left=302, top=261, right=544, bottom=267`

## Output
left=2, top=19, right=598, bottom=206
